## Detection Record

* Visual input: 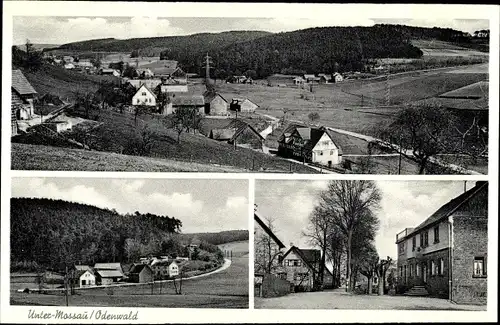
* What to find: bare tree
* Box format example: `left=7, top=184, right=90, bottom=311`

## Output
left=254, top=215, right=282, bottom=274
left=303, top=206, right=332, bottom=286
left=375, top=257, right=392, bottom=295
left=358, top=244, right=379, bottom=295
left=316, top=180, right=381, bottom=292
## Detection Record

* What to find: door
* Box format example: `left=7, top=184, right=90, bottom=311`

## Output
left=82, top=280, right=86, bottom=286
left=422, top=263, right=427, bottom=283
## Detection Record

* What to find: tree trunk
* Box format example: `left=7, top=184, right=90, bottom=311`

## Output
left=378, top=270, right=384, bottom=296
left=367, top=275, right=372, bottom=295
left=320, top=232, right=326, bottom=285
left=346, top=230, right=353, bottom=291
left=418, top=159, right=427, bottom=175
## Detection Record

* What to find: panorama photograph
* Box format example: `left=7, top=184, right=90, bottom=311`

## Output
left=254, top=179, right=488, bottom=310
left=10, top=178, right=249, bottom=308
left=9, top=13, right=489, bottom=174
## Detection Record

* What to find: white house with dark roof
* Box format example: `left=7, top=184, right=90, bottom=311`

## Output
left=132, top=84, right=157, bottom=106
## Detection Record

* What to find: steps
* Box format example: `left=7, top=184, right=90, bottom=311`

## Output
left=404, top=285, right=429, bottom=296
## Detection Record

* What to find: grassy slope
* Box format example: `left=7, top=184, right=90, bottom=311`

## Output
left=18, top=64, right=119, bottom=100
left=11, top=143, right=245, bottom=172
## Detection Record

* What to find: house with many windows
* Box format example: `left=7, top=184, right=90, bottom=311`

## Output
left=395, top=181, right=488, bottom=304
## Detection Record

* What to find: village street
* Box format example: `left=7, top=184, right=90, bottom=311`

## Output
left=255, top=289, right=486, bottom=311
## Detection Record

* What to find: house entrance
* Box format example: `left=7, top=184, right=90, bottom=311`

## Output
left=328, top=161, right=332, bottom=168
left=82, top=280, right=86, bottom=285
left=422, top=263, right=427, bottom=283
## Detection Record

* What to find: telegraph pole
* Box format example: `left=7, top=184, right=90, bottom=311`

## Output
left=204, top=53, right=213, bottom=85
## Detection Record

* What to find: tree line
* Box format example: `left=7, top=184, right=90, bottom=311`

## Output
left=10, top=198, right=184, bottom=271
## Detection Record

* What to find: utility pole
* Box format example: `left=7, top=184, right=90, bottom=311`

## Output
left=203, top=53, right=213, bottom=85
left=65, top=266, right=69, bottom=306
left=398, top=135, right=403, bottom=175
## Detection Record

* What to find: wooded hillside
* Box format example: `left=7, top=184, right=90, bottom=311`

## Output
left=11, top=198, right=183, bottom=271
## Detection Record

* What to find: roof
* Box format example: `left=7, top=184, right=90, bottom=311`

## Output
left=277, top=123, right=307, bottom=143
left=267, top=74, right=299, bottom=79
left=439, top=81, right=488, bottom=99
left=12, top=70, right=37, bottom=96
left=134, top=84, right=157, bottom=99
left=74, top=265, right=91, bottom=271
left=254, top=212, right=285, bottom=249
left=404, top=181, right=488, bottom=239
left=287, top=126, right=341, bottom=153
left=231, top=98, right=259, bottom=107
left=211, top=128, right=236, bottom=141
left=230, top=121, right=264, bottom=142
left=283, top=246, right=322, bottom=272
left=128, top=264, right=151, bottom=274
left=96, top=270, right=124, bottom=278
left=94, top=263, right=122, bottom=270
left=152, top=260, right=177, bottom=267
left=203, top=91, right=227, bottom=104
left=172, top=95, right=204, bottom=106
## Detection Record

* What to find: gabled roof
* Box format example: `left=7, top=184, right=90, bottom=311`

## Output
left=409, top=181, right=488, bottom=236
left=94, top=263, right=123, bottom=271
left=231, top=97, right=259, bottom=107
left=152, top=260, right=178, bottom=267
left=439, top=81, right=488, bottom=100
left=74, top=265, right=91, bottom=271
left=128, top=264, right=152, bottom=274
left=134, top=84, right=157, bottom=99
left=96, top=270, right=124, bottom=278
left=254, top=212, right=285, bottom=249
left=287, top=126, right=342, bottom=153
left=203, top=91, right=227, bottom=104
left=229, top=121, right=264, bottom=143
left=12, top=70, right=37, bottom=96
left=75, top=269, right=95, bottom=278
left=282, top=246, right=321, bottom=272
left=172, top=95, right=204, bottom=106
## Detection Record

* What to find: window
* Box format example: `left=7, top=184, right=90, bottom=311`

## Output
left=399, top=266, right=403, bottom=278
left=420, top=233, right=424, bottom=247
left=137, top=99, right=140, bottom=104
left=330, top=150, right=334, bottom=155
left=142, top=92, right=147, bottom=96
left=424, top=231, right=429, bottom=247
left=285, top=259, right=302, bottom=267
left=398, top=243, right=404, bottom=254
left=438, top=258, right=444, bottom=275
left=434, top=225, right=440, bottom=243
left=431, top=260, right=436, bottom=275
left=473, top=257, right=486, bottom=277
left=416, top=264, right=420, bottom=276
left=322, top=140, right=330, bottom=145
left=412, top=237, right=416, bottom=251
left=319, top=151, right=323, bottom=156
left=409, top=264, right=413, bottom=277
left=403, top=265, right=407, bottom=280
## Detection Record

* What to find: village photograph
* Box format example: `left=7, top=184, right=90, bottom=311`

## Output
left=9, top=178, right=249, bottom=308
left=9, top=11, right=490, bottom=174
left=254, top=179, right=488, bottom=310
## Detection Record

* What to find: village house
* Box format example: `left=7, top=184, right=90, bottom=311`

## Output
left=11, top=70, right=37, bottom=135
left=172, top=95, right=205, bottom=115
left=99, top=68, right=121, bottom=77
left=94, top=263, right=124, bottom=285
left=304, top=74, right=320, bottom=84
left=64, top=63, right=76, bottom=70
left=151, top=260, right=180, bottom=279
left=128, top=264, right=154, bottom=283
left=333, top=72, right=344, bottom=83
left=136, top=68, right=154, bottom=79
left=209, top=119, right=264, bottom=150
left=128, top=79, right=163, bottom=90
left=229, top=98, right=259, bottom=113
left=293, top=76, right=306, bottom=86
left=318, top=73, right=332, bottom=84
left=63, top=55, right=74, bottom=63
left=132, top=84, right=157, bottom=107
left=280, top=246, right=333, bottom=292
left=395, top=181, right=488, bottom=304
left=278, top=126, right=343, bottom=167
left=203, top=91, right=228, bottom=116
left=77, top=269, right=96, bottom=287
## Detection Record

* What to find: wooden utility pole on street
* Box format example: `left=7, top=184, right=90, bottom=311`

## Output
left=204, top=53, right=213, bottom=85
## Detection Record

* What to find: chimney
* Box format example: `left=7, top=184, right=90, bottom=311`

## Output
left=290, top=242, right=294, bottom=247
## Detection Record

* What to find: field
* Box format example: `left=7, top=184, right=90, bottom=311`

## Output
left=11, top=243, right=249, bottom=308
left=20, top=64, right=119, bottom=100
left=218, top=241, right=249, bottom=258
left=412, top=39, right=489, bottom=57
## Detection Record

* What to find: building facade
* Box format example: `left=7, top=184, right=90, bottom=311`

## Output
left=132, top=84, right=157, bottom=106
left=395, top=181, right=488, bottom=304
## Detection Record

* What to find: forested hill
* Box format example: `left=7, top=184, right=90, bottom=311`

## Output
left=178, top=230, right=249, bottom=246
left=11, top=197, right=183, bottom=271
left=50, top=31, right=271, bottom=55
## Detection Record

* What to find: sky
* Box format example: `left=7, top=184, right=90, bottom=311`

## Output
left=11, top=178, right=249, bottom=233
left=12, top=16, right=489, bottom=45
left=255, top=180, right=479, bottom=260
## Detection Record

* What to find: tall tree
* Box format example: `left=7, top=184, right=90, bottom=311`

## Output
left=316, top=180, right=381, bottom=292
left=358, top=244, right=379, bottom=295
left=254, top=214, right=282, bottom=274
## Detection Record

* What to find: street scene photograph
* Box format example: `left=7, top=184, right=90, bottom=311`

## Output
left=9, top=177, right=249, bottom=308
left=9, top=12, right=489, bottom=174
left=254, top=179, right=488, bottom=310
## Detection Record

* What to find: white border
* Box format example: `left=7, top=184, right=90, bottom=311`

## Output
left=2, top=1, right=499, bottom=323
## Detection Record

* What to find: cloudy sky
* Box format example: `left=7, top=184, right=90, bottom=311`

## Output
left=12, top=16, right=489, bottom=45
left=255, top=180, right=478, bottom=260
left=11, top=178, right=249, bottom=233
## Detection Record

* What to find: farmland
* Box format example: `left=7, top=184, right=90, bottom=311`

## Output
left=10, top=241, right=249, bottom=308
